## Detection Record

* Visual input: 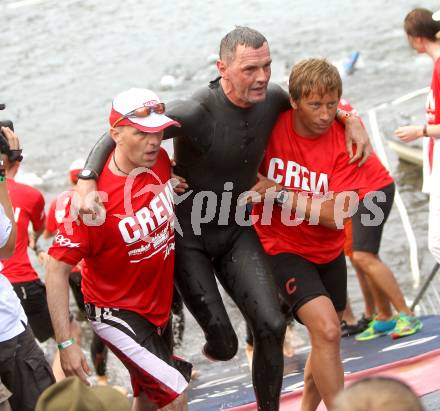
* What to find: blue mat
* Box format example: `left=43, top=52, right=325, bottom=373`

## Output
left=188, top=315, right=440, bottom=410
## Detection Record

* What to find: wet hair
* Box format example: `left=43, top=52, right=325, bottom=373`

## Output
left=219, top=26, right=267, bottom=63
left=331, top=377, right=425, bottom=411
left=404, top=8, right=440, bottom=41
left=288, top=58, right=342, bottom=101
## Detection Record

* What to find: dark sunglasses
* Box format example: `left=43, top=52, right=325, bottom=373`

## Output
left=112, top=103, right=166, bottom=127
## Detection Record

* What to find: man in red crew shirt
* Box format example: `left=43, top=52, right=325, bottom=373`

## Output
left=248, top=58, right=366, bottom=410
left=45, top=88, right=191, bottom=410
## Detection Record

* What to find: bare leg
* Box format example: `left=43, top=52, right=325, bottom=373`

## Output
left=298, top=297, right=344, bottom=411
left=341, top=297, right=357, bottom=325
left=300, top=352, right=321, bottom=411
left=132, top=391, right=157, bottom=411
left=51, top=351, right=64, bottom=382
left=351, top=251, right=412, bottom=316
left=132, top=392, right=188, bottom=411
left=350, top=258, right=376, bottom=318
left=159, top=393, right=188, bottom=411
left=365, top=279, right=393, bottom=320
left=283, top=323, right=297, bottom=358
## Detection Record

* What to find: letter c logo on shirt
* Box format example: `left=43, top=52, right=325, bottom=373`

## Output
left=285, top=277, right=297, bottom=295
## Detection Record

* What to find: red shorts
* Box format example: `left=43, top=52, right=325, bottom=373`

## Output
left=86, top=304, right=192, bottom=408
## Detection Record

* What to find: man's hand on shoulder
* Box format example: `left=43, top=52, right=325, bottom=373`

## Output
left=344, top=116, right=372, bottom=166
left=73, top=179, right=106, bottom=222
left=170, top=159, right=189, bottom=194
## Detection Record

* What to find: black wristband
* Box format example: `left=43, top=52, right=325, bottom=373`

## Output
left=78, top=168, right=98, bottom=181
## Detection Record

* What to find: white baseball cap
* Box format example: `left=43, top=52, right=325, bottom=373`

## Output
left=109, top=88, right=180, bottom=132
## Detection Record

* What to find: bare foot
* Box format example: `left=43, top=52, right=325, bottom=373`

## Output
left=245, top=344, right=254, bottom=370
left=191, top=368, right=200, bottom=380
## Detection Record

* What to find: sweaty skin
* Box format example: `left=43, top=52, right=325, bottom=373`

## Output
left=84, top=78, right=290, bottom=411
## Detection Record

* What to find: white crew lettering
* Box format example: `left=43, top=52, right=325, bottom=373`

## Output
left=118, top=181, right=175, bottom=245
left=266, top=157, right=329, bottom=194
left=285, top=161, right=300, bottom=187
left=150, top=197, right=166, bottom=226
left=137, top=207, right=156, bottom=234
left=315, top=173, right=329, bottom=193
left=267, top=158, right=284, bottom=184
left=118, top=217, right=140, bottom=244
left=300, top=166, right=310, bottom=191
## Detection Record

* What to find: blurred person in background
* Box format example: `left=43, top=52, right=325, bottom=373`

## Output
left=0, top=129, right=80, bottom=381
left=331, top=376, right=425, bottom=411
left=340, top=101, right=422, bottom=341
left=396, top=8, right=440, bottom=266
left=0, top=124, right=55, bottom=411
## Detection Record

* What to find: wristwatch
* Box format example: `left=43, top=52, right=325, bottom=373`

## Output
left=275, top=188, right=290, bottom=205
left=77, top=168, right=98, bottom=180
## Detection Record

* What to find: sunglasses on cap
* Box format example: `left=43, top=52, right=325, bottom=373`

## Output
left=112, top=102, right=166, bottom=128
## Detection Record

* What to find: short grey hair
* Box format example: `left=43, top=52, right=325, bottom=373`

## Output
left=219, top=26, right=267, bottom=62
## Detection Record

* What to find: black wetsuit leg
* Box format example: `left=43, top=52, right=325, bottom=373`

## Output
left=174, top=237, right=238, bottom=361
left=174, top=225, right=285, bottom=411
left=215, top=227, right=285, bottom=411
left=68, top=271, right=85, bottom=312
left=91, top=333, right=108, bottom=377
left=171, top=286, right=185, bottom=350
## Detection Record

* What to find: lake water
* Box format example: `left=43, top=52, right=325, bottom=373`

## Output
left=1, top=0, right=439, bottom=398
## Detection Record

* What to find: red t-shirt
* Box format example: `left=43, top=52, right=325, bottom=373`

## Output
left=1, top=180, right=45, bottom=283
left=426, top=58, right=440, bottom=171
left=47, top=192, right=83, bottom=273
left=253, top=109, right=366, bottom=264
left=49, top=149, right=175, bottom=327
left=339, top=99, right=394, bottom=198
left=46, top=197, right=63, bottom=235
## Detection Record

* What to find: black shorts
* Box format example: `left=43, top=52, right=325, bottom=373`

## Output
left=85, top=304, right=192, bottom=408
left=12, top=280, right=54, bottom=343
left=352, top=182, right=395, bottom=254
left=0, top=325, right=55, bottom=411
left=269, top=252, right=347, bottom=322
left=69, top=271, right=86, bottom=313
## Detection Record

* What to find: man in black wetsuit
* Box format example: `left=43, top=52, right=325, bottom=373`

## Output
left=75, top=27, right=371, bottom=410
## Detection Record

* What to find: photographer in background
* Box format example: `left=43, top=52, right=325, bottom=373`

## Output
left=0, top=120, right=54, bottom=411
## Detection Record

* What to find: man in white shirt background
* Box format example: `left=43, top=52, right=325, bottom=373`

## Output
left=0, top=123, right=54, bottom=411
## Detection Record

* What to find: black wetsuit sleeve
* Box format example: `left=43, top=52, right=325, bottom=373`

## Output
left=84, top=132, right=114, bottom=176
left=272, top=83, right=291, bottom=111
left=164, top=99, right=213, bottom=151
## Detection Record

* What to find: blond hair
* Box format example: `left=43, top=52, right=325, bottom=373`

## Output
left=331, top=377, right=425, bottom=411
left=288, top=58, right=342, bottom=101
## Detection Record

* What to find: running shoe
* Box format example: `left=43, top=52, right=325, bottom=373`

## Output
left=389, top=313, right=423, bottom=340
left=355, top=318, right=396, bottom=341
left=340, top=320, right=359, bottom=337
left=341, top=314, right=373, bottom=338
left=356, top=313, right=373, bottom=333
